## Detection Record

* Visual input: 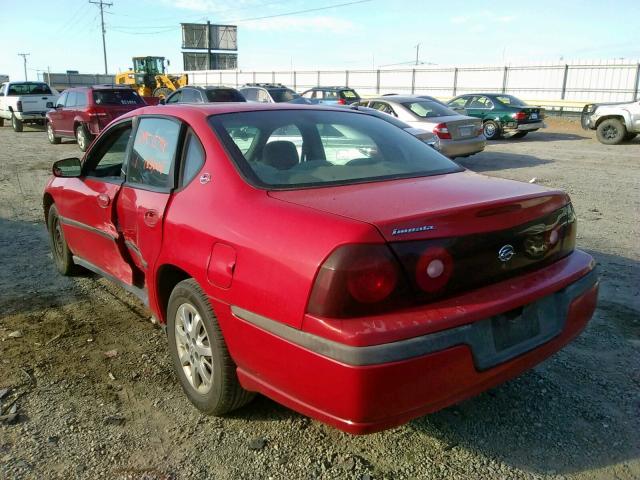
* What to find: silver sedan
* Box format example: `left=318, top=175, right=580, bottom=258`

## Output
left=358, top=95, right=485, bottom=158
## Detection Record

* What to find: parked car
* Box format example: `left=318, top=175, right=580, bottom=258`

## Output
left=300, top=86, right=360, bottom=105
left=0, top=81, right=58, bottom=132
left=359, top=96, right=485, bottom=158
left=162, top=86, right=246, bottom=104
left=447, top=94, right=546, bottom=140
left=46, top=85, right=146, bottom=151
left=349, top=104, right=440, bottom=151
left=44, top=103, right=598, bottom=435
left=238, top=83, right=300, bottom=103
left=581, top=99, right=640, bottom=144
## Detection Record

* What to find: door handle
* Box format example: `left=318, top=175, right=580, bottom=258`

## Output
left=97, top=193, right=110, bottom=208
left=143, top=209, right=159, bottom=227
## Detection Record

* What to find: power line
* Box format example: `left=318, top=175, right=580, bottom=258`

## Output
left=17, top=53, right=30, bottom=81
left=89, top=0, right=113, bottom=74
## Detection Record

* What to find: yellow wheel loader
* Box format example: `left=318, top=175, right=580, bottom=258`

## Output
left=115, top=56, right=188, bottom=100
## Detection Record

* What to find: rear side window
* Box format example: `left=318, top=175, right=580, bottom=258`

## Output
left=403, top=101, right=458, bottom=118
left=181, top=89, right=202, bottom=103
left=93, top=89, right=144, bottom=106
left=128, top=117, right=181, bottom=189
left=181, top=133, right=205, bottom=187
left=76, top=91, right=88, bottom=107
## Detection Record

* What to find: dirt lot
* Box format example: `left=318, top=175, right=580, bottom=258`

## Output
left=0, top=119, right=638, bottom=480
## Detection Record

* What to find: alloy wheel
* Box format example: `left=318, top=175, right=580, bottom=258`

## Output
left=174, top=303, right=214, bottom=394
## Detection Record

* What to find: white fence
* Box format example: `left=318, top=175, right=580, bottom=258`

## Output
left=184, top=60, right=640, bottom=108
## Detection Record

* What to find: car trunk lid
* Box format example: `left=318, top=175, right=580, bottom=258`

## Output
left=440, top=116, right=482, bottom=139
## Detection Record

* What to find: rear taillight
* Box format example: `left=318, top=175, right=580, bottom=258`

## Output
left=433, top=123, right=451, bottom=139
left=307, top=244, right=405, bottom=318
left=87, top=107, right=108, bottom=118
left=337, top=98, right=346, bottom=105
left=475, top=124, right=483, bottom=136
left=512, top=111, right=527, bottom=121
left=16, top=101, right=23, bottom=112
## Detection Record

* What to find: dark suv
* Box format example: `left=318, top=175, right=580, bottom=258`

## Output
left=238, top=83, right=301, bottom=103
left=301, top=87, right=360, bottom=105
left=162, top=86, right=246, bottom=104
left=46, top=85, right=146, bottom=151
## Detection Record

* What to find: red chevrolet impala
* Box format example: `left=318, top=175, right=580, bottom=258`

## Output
left=43, top=103, right=598, bottom=434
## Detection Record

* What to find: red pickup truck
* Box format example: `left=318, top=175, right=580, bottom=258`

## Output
left=43, top=103, right=598, bottom=434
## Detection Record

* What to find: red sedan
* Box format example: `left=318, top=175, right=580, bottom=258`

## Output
left=43, top=103, right=598, bottom=434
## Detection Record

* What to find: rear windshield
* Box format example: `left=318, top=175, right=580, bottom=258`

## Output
left=496, top=95, right=527, bottom=106
left=205, top=89, right=246, bottom=102
left=269, top=89, right=299, bottom=103
left=209, top=110, right=460, bottom=189
left=402, top=100, right=458, bottom=118
left=7, top=83, right=52, bottom=95
left=93, top=89, right=145, bottom=106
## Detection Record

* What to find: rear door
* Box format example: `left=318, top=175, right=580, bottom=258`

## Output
left=56, top=121, right=135, bottom=284
left=61, top=91, right=77, bottom=134
left=116, top=116, right=183, bottom=278
left=465, top=95, right=494, bottom=120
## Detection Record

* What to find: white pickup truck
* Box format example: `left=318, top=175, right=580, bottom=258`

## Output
left=0, top=81, right=59, bottom=132
left=581, top=98, right=640, bottom=145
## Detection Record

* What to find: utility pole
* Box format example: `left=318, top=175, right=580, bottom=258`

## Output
left=415, top=43, right=421, bottom=66
left=18, top=53, right=30, bottom=80
left=89, top=0, right=113, bottom=74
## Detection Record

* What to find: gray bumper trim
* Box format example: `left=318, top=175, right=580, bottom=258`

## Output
left=231, top=268, right=598, bottom=368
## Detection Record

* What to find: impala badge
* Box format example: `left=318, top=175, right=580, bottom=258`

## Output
left=391, top=225, right=435, bottom=236
left=498, top=244, right=515, bottom=262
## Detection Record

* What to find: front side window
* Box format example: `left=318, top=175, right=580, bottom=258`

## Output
left=181, top=88, right=202, bottom=103
left=403, top=100, right=457, bottom=118
left=128, top=117, right=181, bottom=189
left=269, top=88, right=298, bottom=103
left=166, top=91, right=182, bottom=104
left=66, top=91, right=78, bottom=108
left=211, top=110, right=460, bottom=189
left=56, top=91, right=68, bottom=108
left=85, top=124, right=132, bottom=178
left=76, top=91, right=88, bottom=107
left=240, top=88, right=258, bottom=101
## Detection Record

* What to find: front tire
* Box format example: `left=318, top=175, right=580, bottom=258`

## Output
left=596, top=118, right=626, bottom=145
left=483, top=120, right=502, bottom=140
left=47, top=122, right=61, bottom=144
left=47, top=205, right=75, bottom=276
left=11, top=114, right=23, bottom=132
left=75, top=124, right=92, bottom=152
left=167, top=279, right=254, bottom=415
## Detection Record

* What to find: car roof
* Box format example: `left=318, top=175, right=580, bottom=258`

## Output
left=309, top=86, right=352, bottom=91
left=368, top=96, right=439, bottom=103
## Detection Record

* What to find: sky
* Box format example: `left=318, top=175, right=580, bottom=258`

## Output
left=1, top=0, right=639, bottom=81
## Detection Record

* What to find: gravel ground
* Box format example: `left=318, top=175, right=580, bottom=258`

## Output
left=0, top=119, right=638, bottom=480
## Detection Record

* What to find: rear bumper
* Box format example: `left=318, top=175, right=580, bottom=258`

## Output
left=440, top=135, right=486, bottom=158
left=504, top=121, right=546, bottom=132
left=14, top=111, right=47, bottom=121
left=223, top=250, right=598, bottom=434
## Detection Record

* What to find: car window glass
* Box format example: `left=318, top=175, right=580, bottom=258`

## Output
left=76, top=91, right=88, bottom=107
left=85, top=125, right=132, bottom=178
left=302, top=90, right=314, bottom=99
left=370, top=102, right=395, bottom=115
left=403, top=101, right=457, bottom=118
left=56, top=91, right=68, bottom=108
left=257, top=89, right=270, bottom=103
left=94, top=89, right=144, bottom=105
left=181, top=89, right=201, bottom=103
left=228, top=126, right=259, bottom=154
left=241, top=88, right=257, bottom=101
left=128, top=117, right=181, bottom=189
left=448, top=97, right=468, bottom=108
left=324, top=91, right=339, bottom=100
left=166, top=91, right=182, bottom=103
left=181, top=133, right=205, bottom=187
left=496, top=95, right=526, bottom=106
left=341, top=90, right=358, bottom=99
left=319, top=123, right=378, bottom=164
left=469, top=96, right=494, bottom=109
left=206, top=89, right=245, bottom=102
left=66, top=91, right=77, bottom=108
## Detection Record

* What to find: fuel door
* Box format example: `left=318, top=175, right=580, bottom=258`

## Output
left=206, top=243, right=237, bottom=289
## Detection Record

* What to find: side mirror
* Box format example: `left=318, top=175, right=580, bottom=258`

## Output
left=46, top=102, right=54, bottom=108
left=53, top=157, right=82, bottom=178
left=159, top=98, right=166, bottom=105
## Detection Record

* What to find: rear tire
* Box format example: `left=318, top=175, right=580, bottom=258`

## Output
left=11, top=114, right=23, bottom=132
left=153, top=87, right=173, bottom=99
left=483, top=120, right=502, bottom=140
left=511, top=131, right=528, bottom=139
left=596, top=118, right=626, bottom=145
left=47, top=122, right=61, bottom=144
left=75, top=124, right=92, bottom=152
left=47, top=205, right=75, bottom=276
left=167, top=279, right=254, bottom=415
